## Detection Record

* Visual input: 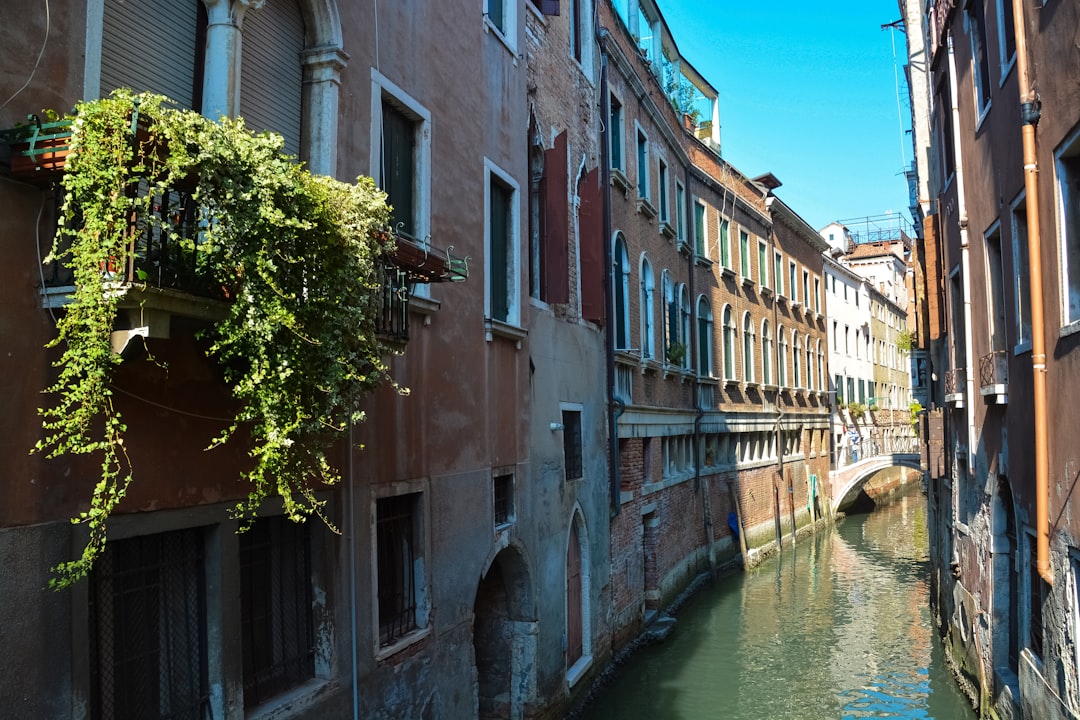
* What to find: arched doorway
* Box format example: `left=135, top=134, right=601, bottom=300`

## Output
left=473, top=546, right=536, bottom=720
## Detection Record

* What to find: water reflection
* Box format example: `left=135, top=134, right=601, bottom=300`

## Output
left=579, top=490, right=974, bottom=720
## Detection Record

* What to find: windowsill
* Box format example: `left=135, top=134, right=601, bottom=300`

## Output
left=998, top=56, right=1016, bottom=87
left=486, top=318, right=528, bottom=346
left=567, top=655, right=594, bottom=688
left=759, top=285, right=773, bottom=298
left=975, top=99, right=992, bottom=131
left=640, top=358, right=661, bottom=374
left=659, top=220, right=676, bottom=240
left=246, top=678, right=337, bottom=720
left=409, top=294, right=441, bottom=316
left=718, top=265, right=734, bottom=278
left=696, top=255, right=715, bottom=269
left=375, top=625, right=432, bottom=662
left=1013, top=340, right=1032, bottom=355
left=1059, top=320, right=1080, bottom=339
left=740, top=275, right=755, bottom=288
left=636, top=197, right=658, bottom=219
left=482, top=17, right=518, bottom=63
left=525, top=0, right=547, bottom=22
left=610, top=169, right=631, bottom=195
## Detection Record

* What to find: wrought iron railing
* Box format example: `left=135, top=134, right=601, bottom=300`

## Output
left=979, top=350, right=1008, bottom=391
left=944, top=367, right=965, bottom=396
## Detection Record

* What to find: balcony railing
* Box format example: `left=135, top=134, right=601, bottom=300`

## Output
left=944, top=367, right=965, bottom=408
left=979, top=350, right=1008, bottom=404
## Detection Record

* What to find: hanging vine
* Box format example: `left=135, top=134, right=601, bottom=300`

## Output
left=34, top=90, right=398, bottom=588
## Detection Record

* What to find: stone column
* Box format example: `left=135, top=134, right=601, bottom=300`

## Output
left=301, top=46, right=349, bottom=177
left=201, top=0, right=263, bottom=120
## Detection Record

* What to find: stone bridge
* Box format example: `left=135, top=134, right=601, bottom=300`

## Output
left=829, top=436, right=922, bottom=513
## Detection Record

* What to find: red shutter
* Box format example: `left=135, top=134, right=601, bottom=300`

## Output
left=543, top=132, right=570, bottom=304
left=541, top=0, right=561, bottom=16
left=579, top=167, right=605, bottom=324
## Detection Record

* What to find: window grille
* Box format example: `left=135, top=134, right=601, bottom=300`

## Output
left=562, top=410, right=583, bottom=480
left=239, top=516, right=315, bottom=708
left=377, top=494, right=419, bottom=646
left=90, top=529, right=209, bottom=720
left=493, top=474, right=515, bottom=525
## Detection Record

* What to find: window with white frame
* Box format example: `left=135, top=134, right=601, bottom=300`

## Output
left=486, top=160, right=520, bottom=326
left=739, top=230, right=751, bottom=279
left=485, top=0, right=516, bottom=47
left=814, top=277, right=821, bottom=312
left=762, top=319, right=773, bottom=385
left=774, top=251, right=784, bottom=297
left=789, top=261, right=798, bottom=304
left=609, top=93, right=624, bottom=173
left=657, top=157, right=669, bottom=224
left=614, top=233, right=631, bottom=349
left=966, top=0, right=992, bottom=116
left=758, top=240, right=769, bottom=287
left=778, top=327, right=789, bottom=386
left=694, top=200, right=707, bottom=257
left=562, top=407, right=584, bottom=481
left=662, top=270, right=675, bottom=355
left=996, top=0, right=1016, bottom=74
left=743, top=313, right=755, bottom=383
left=722, top=305, right=736, bottom=380
left=1055, top=128, right=1080, bottom=327
left=802, top=270, right=810, bottom=309
left=793, top=332, right=802, bottom=388
left=697, top=297, right=714, bottom=376
left=1012, top=193, right=1032, bottom=347
left=817, top=340, right=825, bottom=390
left=679, top=284, right=691, bottom=370
left=805, top=340, right=814, bottom=390
left=985, top=223, right=1008, bottom=352
left=636, top=127, right=650, bottom=201
left=675, top=181, right=686, bottom=244
left=640, top=255, right=655, bottom=359
left=719, top=217, right=731, bottom=268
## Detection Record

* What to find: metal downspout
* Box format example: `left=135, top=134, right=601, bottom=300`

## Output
left=347, top=419, right=359, bottom=720
left=598, top=30, right=620, bottom=517
left=1011, top=0, right=1053, bottom=584
left=946, top=37, right=978, bottom=478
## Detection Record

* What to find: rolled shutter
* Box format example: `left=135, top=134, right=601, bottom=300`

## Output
left=240, top=0, right=305, bottom=157
left=100, top=0, right=199, bottom=108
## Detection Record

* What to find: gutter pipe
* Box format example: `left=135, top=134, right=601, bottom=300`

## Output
left=945, top=37, right=978, bottom=478
left=1011, top=0, right=1052, bottom=584
left=598, top=29, right=620, bottom=517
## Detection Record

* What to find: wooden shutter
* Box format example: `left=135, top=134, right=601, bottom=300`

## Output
left=543, top=132, right=570, bottom=304
left=100, top=0, right=200, bottom=107
left=240, top=0, right=305, bottom=157
left=578, top=168, right=605, bottom=324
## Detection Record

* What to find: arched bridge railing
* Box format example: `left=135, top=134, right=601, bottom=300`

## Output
left=837, top=434, right=921, bottom=468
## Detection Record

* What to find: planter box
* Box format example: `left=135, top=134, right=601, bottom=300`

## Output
left=4, top=118, right=74, bottom=184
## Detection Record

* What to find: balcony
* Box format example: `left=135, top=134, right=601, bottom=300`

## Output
left=944, top=368, right=966, bottom=409
left=979, top=350, right=1008, bottom=404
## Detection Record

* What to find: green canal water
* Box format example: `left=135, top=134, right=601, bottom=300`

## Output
left=579, top=488, right=976, bottom=719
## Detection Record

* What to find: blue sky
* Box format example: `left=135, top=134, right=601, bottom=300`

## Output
left=654, top=1, right=913, bottom=233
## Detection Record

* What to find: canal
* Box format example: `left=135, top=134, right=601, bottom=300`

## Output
left=579, top=487, right=976, bottom=719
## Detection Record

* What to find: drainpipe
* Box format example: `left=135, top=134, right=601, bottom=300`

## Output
left=946, top=37, right=977, bottom=478
left=598, top=30, right=621, bottom=517
left=347, top=414, right=359, bottom=720
left=1012, top=0, right=1053, bottom=585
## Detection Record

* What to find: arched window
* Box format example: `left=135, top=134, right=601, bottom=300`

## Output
left=806, top=340, right=815, bottom=390
left=661, top=269, right=674, bottom=358
left=640, top=255, right=655, bottom=359
left=697, top=297, right=713, bottom=376
left=793, top=332, right=802, bottom=388
left=722, top=305, right=736, bottom=380
left=778, top=327, right=788, bottom=387
left=679, top=285, right=691, bottom=369
left=742, top=313, right=755, bottom=383
left=613, top=233, right=630, bottom=350
left=761, top=319, right=773, bottom=386
left=817, top=340, right=825, bottom=391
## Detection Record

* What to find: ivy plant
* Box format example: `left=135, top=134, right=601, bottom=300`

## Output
left=34, top=90, right=397, bottom=588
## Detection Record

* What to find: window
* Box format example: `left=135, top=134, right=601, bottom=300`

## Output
left=817, top=341, right=825, bottom=390
left=485, top=0, right=516, bottom=43
left=719, top=218, right=730, bottom=267
left=494, top=473, right=515, bottom=526
left=562, top=409, right=583, bottom=480
left=774, top=252, right=784, bottom=296
left=936, top=67, right=956, bottom=182
left=802, top=270, right=811, bottom=309
left=966, top=0, right=992, bottom=116
left=1012, top=194, right=1032, bottom=347
left=569, top=0, right=583, bottom=62
left=373, top=76, right=431, bottom=247
left=789, top=261, right=798, bottom=304
left=758, top=240, right=769, bottom=287
left=996, top=0, right=1016, bottom=72
left=679, top=284, right=691, bottom=369
left=778, top=327, right=789, bottom=386
left=793, top=332, right=802, bottom=388
left=985, top=223, right=1007, bottom=351
left=609, top=94, right=624, bottom=172
left=662, top=270, right=676, bottom=354
left=1055, top=128, right=1080, bottom=327
left=636, top=128, right=650, bottom=201
left=487, top=162, right=520, bottom=325
left=722, top=305, right=736, bottom=380
left=833, top=321, right=838, bottom=351
left=814, top=277, right=821, bottom=312
left=614, top=233, right=630, bottom=349
left=739, top=230, right=751, bottom=278
left=762, top=320, right=773, bottom=385
left=694, top=201, right=707, bottom=257
left=377, top=493, right=423, bottom=646
left=657, top=158, right=669, bottom=224
left=640, top=255, right=655, bottom=359
left=240, top=516, right=315, bottom=708
left=805, top=340, right=814, bottom=390
left=845, top=325, right=850, bottom=355
left=675, top=181, right=686, bottom=244
left=90, top=529, right=209, bottom=720
left=698, top=297, right=714, bottom=376
left=743, top=313, right=756, bottom=383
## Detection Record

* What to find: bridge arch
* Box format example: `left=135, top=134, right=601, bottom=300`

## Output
left=831, top=454, right=923, bottom=513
